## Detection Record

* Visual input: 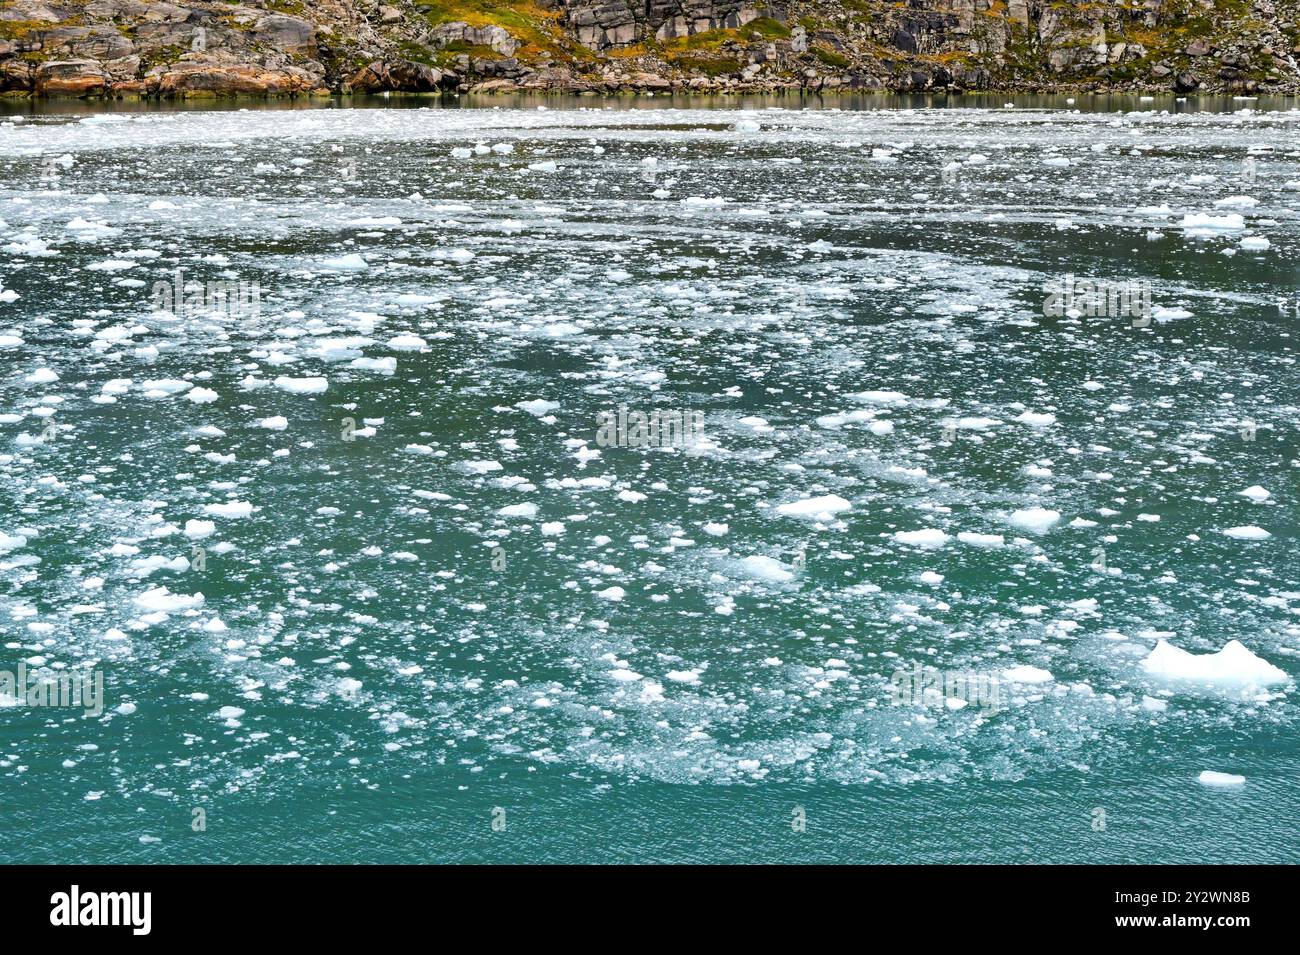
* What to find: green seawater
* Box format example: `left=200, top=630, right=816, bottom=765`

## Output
left=0, top=95, right=1297, bottom=863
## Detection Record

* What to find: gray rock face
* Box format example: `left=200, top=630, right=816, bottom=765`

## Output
left=252, top=14, right=317, bottom=55
left=427, top=21, right=520, bottom=56
left=559, top=0, right=762, bottom=50
left=349, top=59, right=459, bottom=92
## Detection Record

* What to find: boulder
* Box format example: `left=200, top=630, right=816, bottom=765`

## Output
left=35, top=60, right=110, bottom=96
left=253, top=14, right=317, bottom=54
left=156, top=63, right=323, bottom=96
left=349, top=60, right=457, bottom=92
left=0, top=61, right=33, bottom=94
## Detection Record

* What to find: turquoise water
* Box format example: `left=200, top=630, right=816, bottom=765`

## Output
left=1, top=98, right=1297, bottom=863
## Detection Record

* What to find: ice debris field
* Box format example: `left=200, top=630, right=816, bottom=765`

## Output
left=0, top=103, right=1296, bottom=812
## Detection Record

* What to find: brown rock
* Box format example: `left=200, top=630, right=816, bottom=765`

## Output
left=0, top=61, right=33, bottom=94
left=35, top=60, right=111, bottom=96
left=349, top=60, right=456, bottom=93
left=157, top=63, right=321, bottom=97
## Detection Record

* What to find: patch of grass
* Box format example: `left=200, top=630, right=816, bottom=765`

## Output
left=418, top=0, right=574, bottom=62
left=681, top=55, right=742, bottom=77
left=812, top=45, right=849, bottom=69
left=743, top=17, right=790, bottom=40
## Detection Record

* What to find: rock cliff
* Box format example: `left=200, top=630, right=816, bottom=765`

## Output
left=1, top=0, right=1297, bottom=97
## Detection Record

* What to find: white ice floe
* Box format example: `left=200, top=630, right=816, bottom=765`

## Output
left=1197, top=771, right=1245, bottom=787
left=320, top=253, right=368, bottom=271
left=273, top=376, right=328, bottom=395
left=184, top=519, right=215, bottom=539
left=775, top=495, right=851, bottom=519
left=498, top=503, right=537, bottom=519
left=516, top=399, right=559, bottom=416
left=1180, top=213, right=1245, bottom=235
left=203, top=500, right=254, bottom=519
left=1008, top=508, right=1061, bottom=534
left=1221, top=525, right=1270, bottom=540
left=737, top=555, right=795, bottom=583
left=1002, top=665, right=1053, bottom=684
left=387, top=335, right=426, bottom=351
left=133, top=587, right=204, bottom=612
left=1237, top=486, right=1270, bottom=503
left=1015, top=411, right=1056, bottom=427
left=894, top=528, right=949, bottom=548
left=1141, top=639, right=1287, bottom=686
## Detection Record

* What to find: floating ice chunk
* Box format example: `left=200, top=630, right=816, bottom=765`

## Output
left=1213, top=196, right=1258, bottom=208
left=459, top=460, right=502, bottom=475
left=738, top=555, right=794, bottom=583
left=528, top=161, right=558, bottom=173
left=1240, top=236, right=1270, bottom=251
left=1008, top=508, right=1061, bottom=534
left=25, top=367, right=58, bottom=384
left=203, top=500, right=253, bottom=519
left=141, top=378, right=191, bottom=397
left=186, top=387, right=218, bottom=404
left=274, top=376, right=328, bottom=395
left=387, top=335, right=426, bottom=351
left=852, top=390, right=908, bottom=405
left=1016, top=411, right=1056, bottom=427
left=350, top=356, right=396, bottom=374
left=0, top=531, right=27, bottom=552
left=1222, top=525, right=1270, bottom=540
left=1042, top=156, right=1071, bottom=167
left=703, top=522, right=728, bottom=536
left=498, top=503, right=537, bottom=519
left=1197, top=771, right=1245, bottom=787
left=894, top=528, right=949, bottom=548
left=776, top=495, right=851, bottom=519
left=259, top=416, right=288, bottom=430
left=184, top=519, right=215, bottom=539
left=734, top=120, right=760, bottom=133
left=134, top=587, right=204, bottom=612
left=1141, top=639, right=1286, bottom=686
left=1237, top=486, right=1270, bottom=503
left=321, top=253, right=368, bottom=271
left=957, top=531, right=1004, bottom=548
left=1002, top=665, right=1053, bottom=684
left=596, top=586, right=625, bottom=601
left=540, top=521, right=565, bottom=536
left=516, top=399, right=559, bottom=416
left=1180, top=213, right=1245, bottom=233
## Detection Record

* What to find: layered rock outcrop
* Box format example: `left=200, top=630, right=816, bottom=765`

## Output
left=0, top=0, right=1296, bottom=97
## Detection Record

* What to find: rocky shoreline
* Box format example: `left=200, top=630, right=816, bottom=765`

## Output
left=2, top=0, right=1298, bottom=101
